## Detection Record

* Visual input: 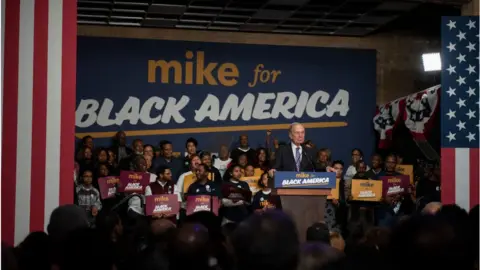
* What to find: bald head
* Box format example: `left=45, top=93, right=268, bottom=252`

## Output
left=170, top=223, right=210, bottom=270
left=151, top=218, right=176, bottom=236
left=289, top=122, right=305, bottom=146
left=173, top=223, right=209, bottom=253
left=422, top=202, right=442, bottom=215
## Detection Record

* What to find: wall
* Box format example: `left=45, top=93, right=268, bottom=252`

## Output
left=78, top=25, right=440, bottom=105
left=462, top=0, right=479, bottom=16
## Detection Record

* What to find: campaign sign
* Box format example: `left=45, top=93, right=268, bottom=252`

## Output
left=117, top=171, right=150, bottom=193
left=274, top=171, right=336, bottom=189
left=186, top=195, right=220, bottom=216
left=351, top=179, right=383, bottom=202
left=396, top=165, right=414, bottom=184
left=240, top=176, right=260, bottom=193
left=327, top=178, right=340, bottom=200
left=98, top=176, right=119, bottom=199
left=145, top=194, right=180, bottom=216
left=380, top=175, right=410, bottom=196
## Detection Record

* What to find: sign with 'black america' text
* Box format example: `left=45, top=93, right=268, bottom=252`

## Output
left=76, top=37, right=376, bottom=163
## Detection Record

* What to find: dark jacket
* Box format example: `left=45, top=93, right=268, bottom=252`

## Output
left=274, top=144, right=317, bottom=172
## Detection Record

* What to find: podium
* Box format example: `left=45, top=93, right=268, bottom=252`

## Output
left=273, top=171, right=335, bottom=242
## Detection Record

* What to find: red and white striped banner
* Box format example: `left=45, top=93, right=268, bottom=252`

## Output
left=441, top=148, right=479, bottom=210
left=1, top=0, right=76, bottom=245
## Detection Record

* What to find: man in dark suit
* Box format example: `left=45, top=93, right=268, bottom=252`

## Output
left=273, top=123, right=319, bottom=172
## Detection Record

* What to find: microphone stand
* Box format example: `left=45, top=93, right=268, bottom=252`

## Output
left=302, top=150, right=316, bottom=172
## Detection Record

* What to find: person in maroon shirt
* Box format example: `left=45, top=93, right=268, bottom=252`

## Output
left=145, top=165, right=181, bottom=224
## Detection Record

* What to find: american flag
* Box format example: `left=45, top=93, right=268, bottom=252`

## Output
left=1, top=0, right=76, bottom=245
left=441, top=16, right=479, bottom=210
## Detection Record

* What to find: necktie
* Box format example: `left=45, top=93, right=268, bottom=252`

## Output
left=295, top=147, right=301, bottom=172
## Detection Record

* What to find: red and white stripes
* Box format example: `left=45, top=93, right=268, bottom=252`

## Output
left=441, top=148, right=479, bottom=210
left=1, top=0, right=76, bottom=246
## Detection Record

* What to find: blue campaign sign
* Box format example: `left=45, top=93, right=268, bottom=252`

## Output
left=274, top=171, right=336, bottom=189
left=76, top=37, right=376, bottom=163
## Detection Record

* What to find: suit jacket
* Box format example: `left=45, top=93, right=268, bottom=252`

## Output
left=274, top=143, right=318, bottom=172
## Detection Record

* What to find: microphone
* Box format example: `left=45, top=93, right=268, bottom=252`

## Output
left=302, top=149, right=316, bottom=172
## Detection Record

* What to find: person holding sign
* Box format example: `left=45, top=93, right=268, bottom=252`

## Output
left=221, top=165, right=251, bottom=225
left=324, top=161, right=344, bottom=232
left=349, top=160, right=377, bottom=227
left=145, top=166, right=181, bottom=222
left=376, top=154, right=414, bottom=227
left=126, top=155, right=151, bottom=217
left=365, top=154, right=383, bottom=179
left=252, top=172, right=282, bottom=213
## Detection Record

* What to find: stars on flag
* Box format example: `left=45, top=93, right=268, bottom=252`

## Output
left=447, top=20, right=456, bottom=30
left=466, top=65, right=476, bottom=74
left=446, top=87, right=456, bottom=96
left=466, top=42, right=476, bottom=52
left=442, top=17, right=479, bottom=146
left=446, top=109, right=456, bottom=119
left=466, top=87, right=476, bottom=96
left=447, top=42, right=456, bottom=52
left=447, top=65, right=456, bottom=74
left=456, top=76, right=466, bottom=85
left=466, top=20, right=476, bottom=29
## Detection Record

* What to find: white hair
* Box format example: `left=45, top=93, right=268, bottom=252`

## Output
left=289, top=122, right=303, bottom=133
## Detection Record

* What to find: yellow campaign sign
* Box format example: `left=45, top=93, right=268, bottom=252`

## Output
left=240, top=176, right=260, bottom=193
left=183, top=172, right=213, bottom=194
left=327, top=178, right=340, bottom=200
left=396, top=164, right=414, bottom=184
left=254, top=168, right=264, bottom=177
left=351, top=179, right=383, bottom=202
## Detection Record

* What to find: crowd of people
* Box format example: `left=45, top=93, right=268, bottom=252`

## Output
left=3, top=124, right=478, bottom=270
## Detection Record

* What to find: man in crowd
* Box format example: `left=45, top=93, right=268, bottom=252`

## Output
left=365, top=154, right=383, bottom=179
left=153, top=140, right=184, bottom=182
left=111, top=131, right=132, bottom=163
left=119, top=139, right=144, bottom=171
left=231, top=134, right=257, bottom=164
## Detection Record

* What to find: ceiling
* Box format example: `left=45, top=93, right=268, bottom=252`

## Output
left=77, top=0, right=464, bottom=37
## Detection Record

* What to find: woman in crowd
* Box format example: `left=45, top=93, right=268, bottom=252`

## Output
left=221, top=164, right=251, bottom=225
left=255, top=147, right=271, bottom=172
left=316, top=148, right=332, bottom=171
left=77, top=146, right=95, bottom=175
left=252, top=172, right=282, bottom=212
left=200, top=151, right=223, bottom=185
left=223, top=153, right=249, bottom=182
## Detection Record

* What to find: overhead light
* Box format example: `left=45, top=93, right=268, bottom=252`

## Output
left=422, top=52, right=441, bottom=72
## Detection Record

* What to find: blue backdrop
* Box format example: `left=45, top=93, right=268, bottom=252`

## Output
left=76, top=36, right=376, bottom=164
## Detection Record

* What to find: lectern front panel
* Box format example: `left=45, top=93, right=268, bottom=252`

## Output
left=280, top=195, right=326, bottom=242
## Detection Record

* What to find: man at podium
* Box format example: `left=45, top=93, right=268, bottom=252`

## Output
left=273, top=122, right=317, bottom=172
